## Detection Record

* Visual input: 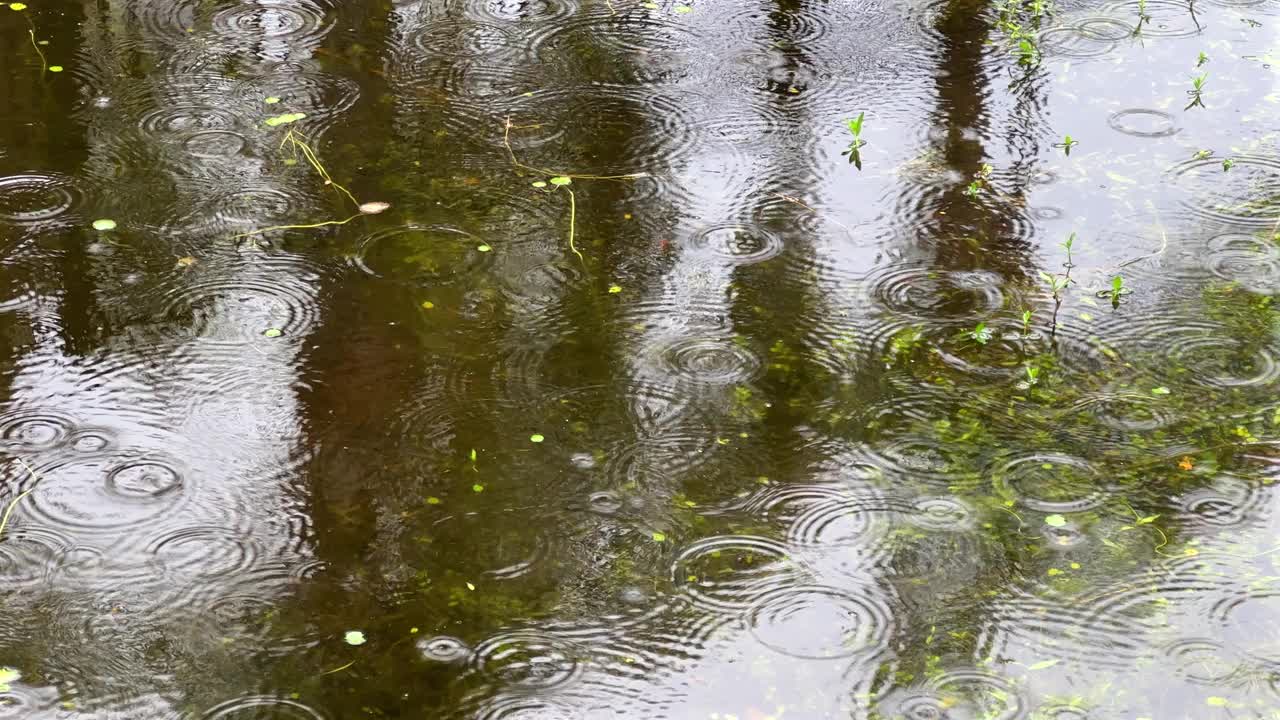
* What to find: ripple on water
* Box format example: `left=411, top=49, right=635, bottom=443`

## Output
left=159, top=269, right=323, bottom=343
left=652, top=335, right=763, bottom=385
left=671, top=535, right=803, bottom=613
left=0, top=408, right=77, bottom=450
left=1208, top=588, right=1280, bottom=667
left=1165, top=328, right=1280, bottom=389
left=462, top=0, right=577, bottom=24
left=1107, top=109, right=1180, bottom=138
left=472, top=696, right=585, bottom=720
left=786, top=495, right=887, bottom=551
left=0, top=682, right=57, bottom=719
left=746, top=584, right=892, bottom=661
left=418, top=635, right=473, bottom=664
left=0, top=525, right=72, bottom=587
left=497, top=86, right=699, bottom=177
left=1206, top=232, right=1280, bottom=294
left=530, top=13, right=707, bottom=84
left=1103, top=0, right=1207, bottom=36
left=1179, top=474, right=1263, bottom=528
left=875, top=669, right=1027, bottom=720
left=1037, top=19, right=1131, bottom=58
left=211, top=0, right=334, bottom=46
left=471, top=629, right=584, bottom=690
left=414, top=511, right=549, bottom=580
left=199, top=695, right=326, bottom=720
left=1164, top=637, right=1240, bottom=684
left=0, top=173, right=84, bottom=228
left=1167, top=155, right=1280, bottom=227
left=681, top=223, right=785, bottom=266
left=992, top=453, right=1107, bottom=513
left=924, top=324, right=1113, bottom=380
left=355, top=225, right=495, bottom=286
left=867, top=265, right=1005, bottom=319
left=907, top=495, right=978, bottom=532
left=230, top=66, right=360, bottom=138
left=21, top=455, right=191, bottom=534
left=1070, top=390, right=1177, bottom=433
left=147, top=525, right=260, bottom=582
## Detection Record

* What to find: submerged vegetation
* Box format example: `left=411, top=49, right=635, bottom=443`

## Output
left=1, top=0, right=1279, bottom=717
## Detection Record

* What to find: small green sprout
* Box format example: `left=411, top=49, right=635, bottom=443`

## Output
left=841, top=112, right=867, bottom=169
left=1197, top=51, right=1208, bottom=67
left=1021, top=309, right=1032, bottom=336
left=1222, top=158, right=1235, bottom=171
left=1185, top=73, right=1207, bottom=109
left=1054, top=135, right=1078, bottom=155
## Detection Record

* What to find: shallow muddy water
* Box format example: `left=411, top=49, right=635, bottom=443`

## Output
left=1, top=0, right=1280, bottom=717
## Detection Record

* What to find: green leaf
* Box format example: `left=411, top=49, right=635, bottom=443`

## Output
left=847, top=112, right=864, bottom=136
left=0, top=667, right=19, bottom=686
left=608, top=285, right=622, bottom=294
left=673, top=4, right=692, bottom=11
left=426, top=496, right=441, bottom=505
left=9, top=3, right=27, bottom=10
left=1136, top=514, right=1160, bottom=525
left=549, top=176, right=572, bottom=186
left=343, top=631, right=366, bottom=646
left=263, top=328, right=283, bottom=338
left=472, top=483, right=484, bottom=493
left=531, top=181, right=547, bottom=188
left=652, top=532, right=666, bottom=542
left=476, top=244, right=492, bottom=252
left=1028, top=659, right=1060, bottom=671
left=1151, top=386, right=1170, bottom=395
left=264, top=96, right=281, bottom=104
left=529, top=433, right=544, bottom=443
left=48, top=65, right=63, bottom=73
left=264, top=112, right=306, bottom=127
left=91, top=218, right=117, bottom=231
left=1206, top=697, right=1228, bottom=707
left=1044, top=514, right=1067, bottom=527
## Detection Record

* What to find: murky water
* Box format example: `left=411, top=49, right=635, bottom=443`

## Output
left=1, top=0, right=1279, bottom=716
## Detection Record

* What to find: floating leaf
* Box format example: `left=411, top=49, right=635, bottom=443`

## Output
left=358, top=201, right=391, bottom=215
left=426, top=496, right=441, bottom=505
left=529, top=433, right=544, bottom=443
left=472, top=483, right=484, bottom=493
left=175, top=256, right=196, bottom=268
left=1151, top=386, right=1170, bottom=395
left=264, top=96, right=281, bottom=104
left=1178, top=456, right=1194, bottom=471
left=1206, top=697, right=1228, bottom=707
left=477, top=244, right=492, bottom=252
left=652, top=532, right=666, bottom=542
left=1028, top=659, right=1060, bottom=671
left=608, top=285, right=622, bottom=294
left=91, top=218, right=117, bottom=231
left=549, top=176, right=572, bottom=186
left=1047, top=568, right=1063, bottom=576
left=0, top=667, right=18, bottom=691
left=48, top=65, right=63, bottom=73
left=642, top=1, right=658, bottom=6
left=8, top=3, right=27, bottom=10
left=421, top=301, right=434, bottom=309
left=674, top=4, right=692, bottom=11
left=466, top=582, right=476, bottom=590
left=343, top=631, right=366, bottom=646
left=264, top=112, right=306, bottom=127
left=531, top=181, right=547, bottom=188
left=1044, top=514, right=1067, bottom=527
left=263, top=328, right=283, bottom=338
left=1136, top=514, right=1160, bottom=525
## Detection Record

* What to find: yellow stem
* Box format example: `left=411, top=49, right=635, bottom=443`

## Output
left=0, top=459, right=41, bottom=541
left=27, top=29, right=46, bottom=74
left=566, top=188, right=583, bottom=266
left=231, top=213, right=361, bottom=241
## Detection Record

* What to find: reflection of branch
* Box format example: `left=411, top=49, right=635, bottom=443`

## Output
left=1114, top=204, right=1169, bottom=269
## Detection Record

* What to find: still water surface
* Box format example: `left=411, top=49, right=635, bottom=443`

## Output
left=2, top=0, right=1280, bottom=716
